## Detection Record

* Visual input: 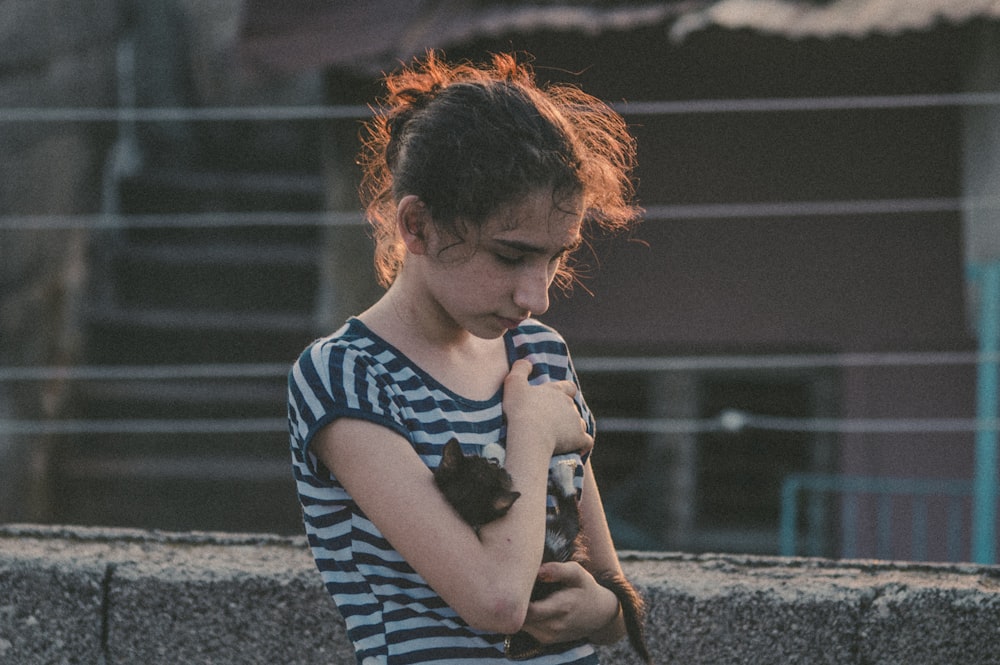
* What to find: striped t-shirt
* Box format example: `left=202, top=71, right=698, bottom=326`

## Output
left=288, top=317, right=599, bottom=665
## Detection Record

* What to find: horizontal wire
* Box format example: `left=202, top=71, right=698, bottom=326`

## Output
left=0, top=418, right=286, bottom=436
left=3, top=196, right=995, bottom=230
left=0, top=210, right=364, bottom=231
left=3, top=91, right=1000, bottom=125
left=616, top=91, right=1000, bottom=115
left=3, top=413, right=996, bottom=437
left=725, top=412, right=999, bottom=435
left=640, top=196, right=1000, bottom=221
left=573, top=351, right=993, bottom=373
left=601, top=414, right=1000, bottom=435
left=0, top=363, right=291, bottom=382
left=0, top=104, right=374, bottom=123
left=2, top=351, right=995, bottom=383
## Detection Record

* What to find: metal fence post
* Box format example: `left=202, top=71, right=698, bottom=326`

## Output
left=971, top=261, right=999, bottom=564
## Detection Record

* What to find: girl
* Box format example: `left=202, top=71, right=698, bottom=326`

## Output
left=288, top=52, right=640, bottom=664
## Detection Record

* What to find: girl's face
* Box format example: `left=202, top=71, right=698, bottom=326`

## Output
left=421, top=189, right=583, bottom=340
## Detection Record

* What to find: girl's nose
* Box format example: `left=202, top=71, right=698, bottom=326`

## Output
left=513, top=266, right=551, bottom=316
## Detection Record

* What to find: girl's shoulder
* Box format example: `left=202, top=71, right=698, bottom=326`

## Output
left=292, top=318, right=400, bottom=382
left=510, top=318, right=568, bottom=347
left=509, top=319, right=575, bottom=380
left=299, top=317, right=388, bottom=358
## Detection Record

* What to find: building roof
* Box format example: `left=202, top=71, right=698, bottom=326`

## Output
left=238, top=0, right=1000, bottom=74
left=669, top=0, right=1000, bottom=42
left=237, top=0, right=701, bottom=74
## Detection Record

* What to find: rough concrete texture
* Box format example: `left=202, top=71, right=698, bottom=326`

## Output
left=0, top=540, right=105, bottom=664
left=2, top=525, right=999, bottom=664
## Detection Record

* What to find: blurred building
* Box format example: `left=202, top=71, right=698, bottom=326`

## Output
left=3, top=0, right=999, bottom=562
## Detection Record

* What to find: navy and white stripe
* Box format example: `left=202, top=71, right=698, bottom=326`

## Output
left=288, top=318, right=597, bottom=664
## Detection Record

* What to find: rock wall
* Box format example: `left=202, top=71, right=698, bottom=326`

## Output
left=2, top=524, right=999, bottom=664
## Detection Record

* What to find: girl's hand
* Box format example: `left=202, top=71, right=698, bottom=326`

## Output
left=503, top=359, right=593, bottom=456
left=519, top=561, right=620, bottom=645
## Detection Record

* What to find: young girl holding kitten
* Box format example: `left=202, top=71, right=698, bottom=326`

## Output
left=288, top=51, right=641, bottom=664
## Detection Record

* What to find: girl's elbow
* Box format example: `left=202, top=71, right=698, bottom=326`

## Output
left=489, top=598, right=529, bottom=635
left=460, top=591, right=528, bottom=634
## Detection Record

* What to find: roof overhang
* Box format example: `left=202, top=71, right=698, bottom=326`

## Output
left=670, top=0, right=1000, bottom=42
left=237, top=0, right=1000, bottom=75
left=237, top=0, right=705, bottom=74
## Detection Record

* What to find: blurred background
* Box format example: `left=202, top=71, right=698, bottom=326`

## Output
left=2, top=0, right=999, bottom=565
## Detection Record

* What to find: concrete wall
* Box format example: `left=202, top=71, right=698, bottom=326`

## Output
left=2, top=524, right=999, bottom=665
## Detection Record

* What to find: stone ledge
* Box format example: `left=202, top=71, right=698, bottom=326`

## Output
left=2, top=524, right=999, bottom=664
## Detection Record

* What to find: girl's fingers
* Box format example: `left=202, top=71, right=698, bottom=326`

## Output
left=549, top=380, right=577, bottom=397
left=509, top=358, right=533, bottom=377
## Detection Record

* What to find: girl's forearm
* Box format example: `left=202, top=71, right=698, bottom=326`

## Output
left=472, top=417, right=555, bottom=612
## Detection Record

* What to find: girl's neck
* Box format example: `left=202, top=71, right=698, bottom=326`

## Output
left=357, top=283, right=509, bottom=401
left=361, top=278, right=466, bottom=349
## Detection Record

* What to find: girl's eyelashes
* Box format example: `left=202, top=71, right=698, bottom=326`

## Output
left=494, top=251, right=566, bottom=267
left=495, top=252, right=525, bottom=266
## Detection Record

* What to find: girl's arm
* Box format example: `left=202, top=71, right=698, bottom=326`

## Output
left=520, top=459, right=628, bottom=645
left=311, top=359, right=592, bottom=635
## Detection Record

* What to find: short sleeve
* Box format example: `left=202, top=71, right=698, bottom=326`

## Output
left=287, top=336, right=412, bottom=478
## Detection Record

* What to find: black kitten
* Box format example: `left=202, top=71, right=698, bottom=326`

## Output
left=434, top=438, right=522, bottom=529
left=434, top=438, right=652, bottom=663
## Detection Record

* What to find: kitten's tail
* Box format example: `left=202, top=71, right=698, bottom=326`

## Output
left=597, top=571, right=653, bottom=664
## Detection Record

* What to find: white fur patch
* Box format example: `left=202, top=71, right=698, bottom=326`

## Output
left=545, top=529, right=571, bottom=553
left=482, top=442, right=506, bottom=466
left=551, top=458, right=578, bottom=498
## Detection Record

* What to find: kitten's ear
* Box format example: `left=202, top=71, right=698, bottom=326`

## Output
left=492, top=490, right=521, bottom=515
left=439, top=438, right=465, bottom=472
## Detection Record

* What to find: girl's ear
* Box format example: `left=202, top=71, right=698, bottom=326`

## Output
left=397, top=195, right=431, bottom=255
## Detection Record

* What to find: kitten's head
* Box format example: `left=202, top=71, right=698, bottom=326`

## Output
left=434, top=438, right=521, bottom=528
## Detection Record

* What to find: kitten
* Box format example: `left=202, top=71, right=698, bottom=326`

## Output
left=434, top=438, right=652, bottom=663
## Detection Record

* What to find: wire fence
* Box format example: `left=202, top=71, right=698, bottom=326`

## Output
left=3, top=89, right=998, bottom=560
left=0, top=351, right=995, bottom=437
left=5, top=90, right=992, bottom=441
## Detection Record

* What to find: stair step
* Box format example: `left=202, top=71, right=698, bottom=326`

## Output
left=116, top=241, right=319, bottom=267
left=83, top=309, right=314, bottom=364
left=63, top=455, right=290, bottom=482
left=86, top=305, right=314, bottom=333
left=77, top=378, right=286, bottom=417
left=110, top=250, right=318, bottom=312
left=120, top=166, right=325, bottom=213
left=49, top=458, right=301, bottom=534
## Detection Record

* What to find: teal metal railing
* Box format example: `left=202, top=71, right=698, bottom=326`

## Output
left=968, top=261, right=1000, bottom=565
left=780, top=473, right=973, bottom=561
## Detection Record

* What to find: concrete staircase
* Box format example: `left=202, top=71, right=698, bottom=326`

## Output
left=50, top=165, right=326, bottom=535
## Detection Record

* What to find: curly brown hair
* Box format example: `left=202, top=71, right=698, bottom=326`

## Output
left=359, top=51, right=640, bottom=288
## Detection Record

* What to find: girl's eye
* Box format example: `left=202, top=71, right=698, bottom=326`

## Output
left=495, top=253, right=524, bottom=266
